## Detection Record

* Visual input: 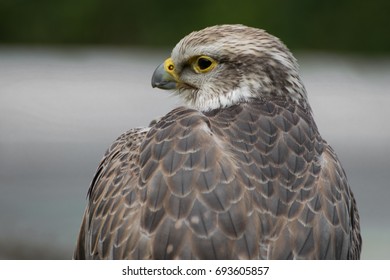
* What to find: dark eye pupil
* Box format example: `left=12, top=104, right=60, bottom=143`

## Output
left=197, top=58, right=212, bottom=70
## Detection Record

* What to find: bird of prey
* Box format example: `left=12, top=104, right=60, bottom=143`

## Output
left=74, top=24, right=361, bottom=259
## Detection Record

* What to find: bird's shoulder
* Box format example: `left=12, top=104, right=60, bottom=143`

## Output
left=87, top=127, right=150, bottom=200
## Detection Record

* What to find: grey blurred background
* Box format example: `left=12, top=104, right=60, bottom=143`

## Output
left=0, top=0, right=389, bottom=259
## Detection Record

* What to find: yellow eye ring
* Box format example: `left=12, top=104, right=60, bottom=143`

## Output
left=193, top=56, right=217, bottom=73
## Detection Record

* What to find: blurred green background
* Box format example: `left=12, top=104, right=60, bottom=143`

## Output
left=0, top=0, right=389, bottom=53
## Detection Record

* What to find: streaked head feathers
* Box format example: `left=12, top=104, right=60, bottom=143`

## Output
left=152, top=24, right=308, bottom=111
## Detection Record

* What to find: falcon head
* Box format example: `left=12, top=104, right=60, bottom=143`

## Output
left=151, top=24, right=308, bottom=112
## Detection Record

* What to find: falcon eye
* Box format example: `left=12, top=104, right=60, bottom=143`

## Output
left=197, top=57, right=212, bottom=69
left=193, top=55, right=217, bottom=73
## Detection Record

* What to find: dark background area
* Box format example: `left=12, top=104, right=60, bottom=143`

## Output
left=0, top=0, right=389, bottom=260
left=0, top=0, right=389, bottom=53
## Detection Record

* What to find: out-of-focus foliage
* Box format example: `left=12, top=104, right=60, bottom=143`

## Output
left=0, top=0, right=389, bottom=53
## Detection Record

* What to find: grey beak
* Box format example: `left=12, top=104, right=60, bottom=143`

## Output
left=151, top=62, right=177, bottom=90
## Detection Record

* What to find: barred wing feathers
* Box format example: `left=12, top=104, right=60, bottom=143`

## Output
left=74, top=98, right=361, bottom=259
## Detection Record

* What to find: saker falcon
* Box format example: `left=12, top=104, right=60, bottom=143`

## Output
left=74, top=24, right=362, bottom=259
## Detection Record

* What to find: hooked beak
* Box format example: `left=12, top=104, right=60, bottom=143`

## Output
left=151, top=58, right=178, bottom=90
